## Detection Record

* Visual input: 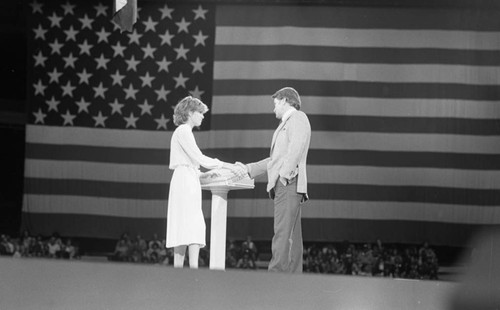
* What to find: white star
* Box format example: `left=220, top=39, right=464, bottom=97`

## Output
left=142, top=16, right=158, bottom=32
left=110, top=70, right=125, bottom=86
left=192, top=5, right=208, bottom=20
left=173, top=72, right=189, bottom=89
left=48, top=39, right=64, bottom=54
left=77, top=68, right=92, bottom=84
left=95, top=54, right=110, bottom=70
left=109, top=99, right=124, bottom=115
left=154, top=85, right=170, bottom=102
left=61, top=1, right=76, bottom=15
left=33, top=24, right=47, bottom=40
left=125, top=55, right=140, bottom=71
left=47, top=68, right=63, bottom=84
left=192, top=30, right=208, bottom=47
left=33, top=79, right=46, bottom=96
left=141, top=43, right=156, bottom=59
left=33, top=108, right=46, bottom=124
left=156, top=57, right=172, bottom=73
left=189, top=86, right=205, bottom=99
left=190, top=57, right=206, bottom=74
left=61, top=81, right=76, bottom=97
left=61, top=110, right=76, bottom=126
left=63, top=53, right=77, bottom=68
left=138, top=100, right=153, bottom=115
left=94, top=3, right=108, bottom=16
left=33, top=51, right=47, bottom=67
left=174, top=44, right=189, bottom=60
left=63, top=25, right=78, bottom=41
left=96, top=27, right=111, bottom=43
left=46, top=96, right=60, bottom=112
left=78, top=14, right=93, bottom=29
left=111, top=42, right=126, bottom=57
left=124, top=112, right=139, bottom=128
left=48, top=12, right=63, bottom=28
left=159, top=29, right=174, bottom=46
left=127, top=29, right=142, bottom=45
left=76, top=97, right=91, bottom=113
left=111, top=20, right=121, bottom=32
left=30, top=0, right=43, bottom=14
left=78, top=39, right=93, bottom=55
left=154, top=114, right=170, bottom=130
left=139, top=71, right=155, bottom=87
left=92, top=111, right=107, bottom=127
left=159, top=5, right=174, bottom=19
left=175, top=18, right=190, bottom=34
left=123, top=83, right=138, bottom=100
left=93, top=82, right=108, bottom=98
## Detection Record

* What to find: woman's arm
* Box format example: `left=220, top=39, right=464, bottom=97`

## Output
left=178, top=125, right=223, bottom=169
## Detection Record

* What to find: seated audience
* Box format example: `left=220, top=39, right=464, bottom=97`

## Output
left=0, top=230, right=441, bottom=281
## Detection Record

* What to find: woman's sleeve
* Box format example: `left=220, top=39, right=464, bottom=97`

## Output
left=178, top=126, right=223, bottom=169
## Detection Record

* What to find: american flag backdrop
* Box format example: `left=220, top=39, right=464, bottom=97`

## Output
left=24, top=0, right=500, bottom=246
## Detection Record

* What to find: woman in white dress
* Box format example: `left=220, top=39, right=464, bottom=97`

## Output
left=167, top=96, right=239, bottom=269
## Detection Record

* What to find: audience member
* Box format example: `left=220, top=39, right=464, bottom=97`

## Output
left=32, top=235, right=46, bottom=257
left=148, top=233, right=162, bottom=250
left=61, top=238, right=77, bottom=259
left=236, top=249, right=257, bottom=269
left=0, top=234, right=15, bottom=255
left=110, top=237, right=130, bottom=262
left=226, top=239, right=240, bottom=268
left=242, top=235, right=258, bottom=261
left=47, top=235, right=62, bottom=258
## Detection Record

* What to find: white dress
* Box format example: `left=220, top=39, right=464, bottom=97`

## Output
left=166, top=124, right=223, bottom=248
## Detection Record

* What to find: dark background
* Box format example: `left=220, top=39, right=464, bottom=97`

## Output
left=0, top=2, right=27, bottom=237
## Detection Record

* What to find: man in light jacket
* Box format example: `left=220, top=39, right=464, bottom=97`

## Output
left=239, top=87, right=311, bottom=273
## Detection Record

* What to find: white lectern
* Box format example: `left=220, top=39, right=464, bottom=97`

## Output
left=200, top=169, right=254, bottom=270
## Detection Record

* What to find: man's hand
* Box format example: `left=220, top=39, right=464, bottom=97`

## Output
left=235, top=161, right=248, bottom=173
left=235, top=161, right=250, bottom=178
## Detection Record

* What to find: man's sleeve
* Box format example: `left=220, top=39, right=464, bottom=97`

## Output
left=247, top=157, right=270, bottom=179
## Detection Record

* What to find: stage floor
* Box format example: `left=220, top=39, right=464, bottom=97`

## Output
left=0, top=257, right=458, bottom=310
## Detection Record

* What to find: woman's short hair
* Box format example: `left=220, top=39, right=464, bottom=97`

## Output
left=173, top=96, right=209, bottom=126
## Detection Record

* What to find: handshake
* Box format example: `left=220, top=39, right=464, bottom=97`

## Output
left=199, top=162, right=249, bottom=181
left=229, top=162, right=249, bottom=179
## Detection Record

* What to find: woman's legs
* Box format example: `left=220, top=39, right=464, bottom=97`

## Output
left=174, top=244, right=200, bottom=269
left=188, top=244, right=200, bottom=269
left=174, top=245, right=187, bottom=268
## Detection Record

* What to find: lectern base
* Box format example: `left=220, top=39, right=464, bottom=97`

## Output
left=209, top=189, right=228, bottom=270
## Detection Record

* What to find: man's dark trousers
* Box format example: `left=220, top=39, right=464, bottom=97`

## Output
left=268, top=177, right=303, bottom=273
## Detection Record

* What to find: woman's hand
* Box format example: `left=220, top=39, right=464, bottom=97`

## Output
left=199, top=171, right=220, bottom=179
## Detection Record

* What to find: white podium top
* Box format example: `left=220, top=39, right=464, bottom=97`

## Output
left=200, top=168, right=254, bottom=191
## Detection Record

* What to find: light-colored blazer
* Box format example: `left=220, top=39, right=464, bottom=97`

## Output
left=247, top=110, right=311, bottom=197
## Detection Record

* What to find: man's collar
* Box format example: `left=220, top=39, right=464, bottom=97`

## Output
left=281, top=107, right=297, bottom=123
